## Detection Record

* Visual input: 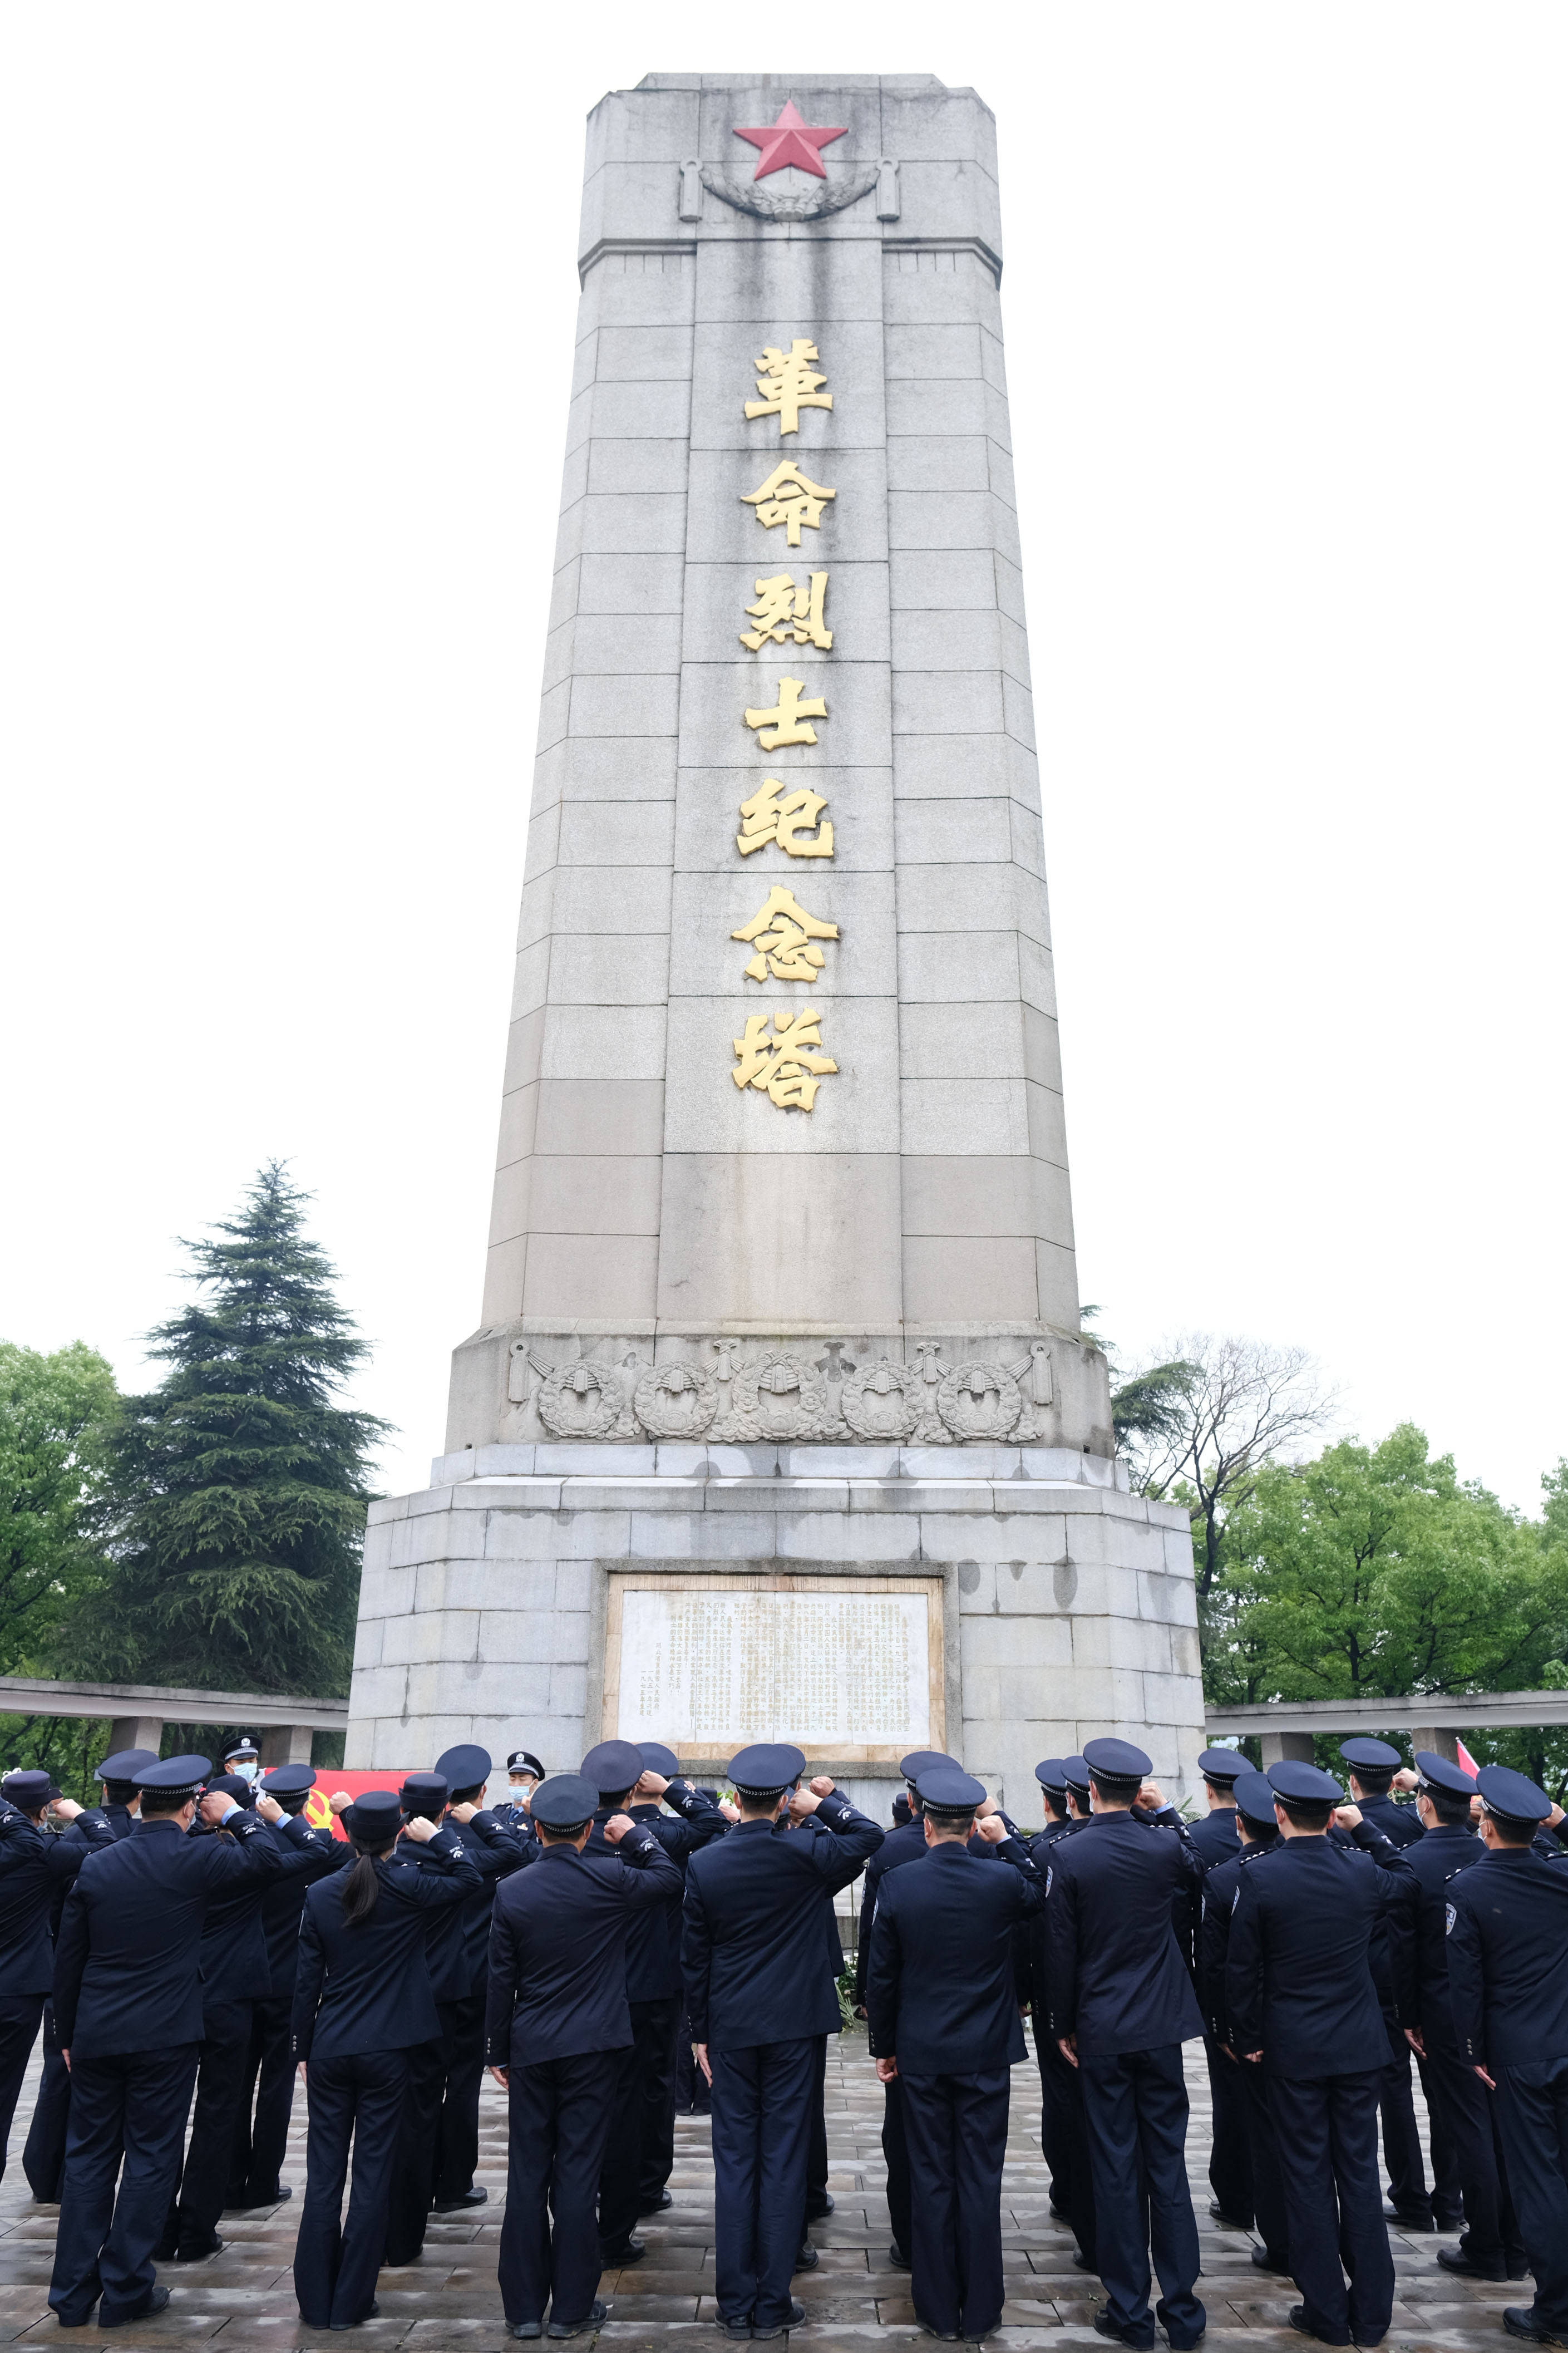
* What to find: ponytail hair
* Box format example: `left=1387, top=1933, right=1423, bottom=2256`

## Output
left=342, top=1839, right=393, bottom=1927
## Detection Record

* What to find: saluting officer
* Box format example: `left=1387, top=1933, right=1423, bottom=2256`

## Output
left=1444, top=1764, right=1568, bottom=2350
left=485, top=1771, right=681, bottom=2342
left=1196, top=1768, right=1288, bottom=2278
left=430, top=1743, right=528, bottom=2217
left=0, top=1772, right=113, bottom=2184
left=1395, top=1750, right=1526, bottom=2286
left=1027, top=1759, right=1094, bottom=2270
left=48, top=1756, right=281, bottom=2329
left=865, top=1765, right=1046, bottom=2344
left=1188, top=1750, right=1246, bottom=1868
left=291, top=1785, right=481, bottom=2331
left=1188, top=1747, right=1254, bottom=2234
left=683, top=1744, right=882, bottom=2341
left=1225, top=1759, right=1416, bottom=2351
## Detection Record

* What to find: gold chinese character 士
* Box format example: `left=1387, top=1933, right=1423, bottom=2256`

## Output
left=741, top=461, right=836, bottom=547
left=731, top=1007, right=839, bottom=1111
left=736, top=780, right=834, bottom=860
left=743, top=340, right=832, bottom=436
left=740, top=572, right=832, bottom=652
left=731, top=885, right=839, bottom=982
left=743, top=676, right=826, bottom=751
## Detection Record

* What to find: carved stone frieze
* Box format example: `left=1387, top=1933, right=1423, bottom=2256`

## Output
left=698, top=161, right=880, bottom=222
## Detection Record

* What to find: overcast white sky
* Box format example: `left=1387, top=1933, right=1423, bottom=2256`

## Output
left=4, top=5, right=1564, bottom=1512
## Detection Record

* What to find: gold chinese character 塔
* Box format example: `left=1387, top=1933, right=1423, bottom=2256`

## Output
left=743, top=676, right=826, bottom=750
left=741, top=461, right=836, bottom=547
left=732, top=885, right=839, bottom=982
left=740, top=572, right=832, bottom=652
left=743, top=340, right=832, bottom=436
left=731, top=1007, right=839, bottom=1111
left=736, top=780, right=834, bottom=859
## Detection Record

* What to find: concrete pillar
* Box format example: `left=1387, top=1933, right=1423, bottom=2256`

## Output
left=1408, top=1726, right=1460, bottom=1764
left=109, top=1712, right=164, bottom=1755
left=259, top=1724, right=315, bottom=1769
left=1257, top=1727, right=1316, bottom=1769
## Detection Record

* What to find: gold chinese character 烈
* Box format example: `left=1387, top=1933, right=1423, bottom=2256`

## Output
left=741, top=573, right=832, bottom=652
left=731, top=1006, right=839, bottom=1111
left=741, top=461, right=836, bottom=547
left=743, top=676, right=826, bottom=751
left=736, top=780, right=834, bottom=859
left=732, top=885, right=839, bottom=982
left=743, top=340, right=832, bottom=436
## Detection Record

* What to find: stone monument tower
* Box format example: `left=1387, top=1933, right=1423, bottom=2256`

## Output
left=347, top=74, right=1205, bottom=1811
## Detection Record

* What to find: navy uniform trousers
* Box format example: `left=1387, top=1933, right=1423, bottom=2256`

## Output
left=23, top=2004, right=71, bottom=2200
left=48, top=2044, right=201, bottom=2326
left=1202, top=2032, right=1253, bottom=2223
left=499, top=2050, right=621, bottom=2329
left=806, top=2032, right=831, bottom=2216
left=597, top=1994, right=683, bottom=2249
left=433, top=1987, right=487, bottom=2205
left=293, top=2049, right=408, bottom=2329
left=227, top=1992, right=295, bottom=2207
left=1237, top=2056, right=1289, bottom=2265
left=882, top=2076, right=913, bottom=2260
left=0, top=1996, right=44, bottom=2184
left=384, top=1998, right=459, bottom=2263
left=675, top=2009, right=710, bottom=2114
left=1267, top=2069, right=1394, bottom=2346
left=1079, top=2045, right=1205, bottom=2348
left=157, top=1997, right=254, bottom=2252
left=1038, top=2035, right=1095, bottom=2263
left=1491, top=2055, right=1568, bottom=2336
left=901, top=2068, right=1010, bottom=2340
left=709, top=2034, right=817, bottom=2329
left=1422, top=2040, right=1525, bottom=2274
left=1379, top=2027, right=1461, bottom=2227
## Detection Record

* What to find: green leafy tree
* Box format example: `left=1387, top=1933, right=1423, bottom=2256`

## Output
left=68, top=1165, right=387, bottom=1706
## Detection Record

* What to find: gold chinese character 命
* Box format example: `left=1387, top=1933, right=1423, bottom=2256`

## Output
left=743, top=339, right=832, bottom=436
left=731, top=1006, right=839, bottom=1111
left=741, top=572, right=832, bottom=652
left=743, top=676, right=826, bottom=751
left=737, top=779, right=834, bottom=859
left=741, top=461, right=836, bottom=547
left=732, top=885, right=839, bottom=982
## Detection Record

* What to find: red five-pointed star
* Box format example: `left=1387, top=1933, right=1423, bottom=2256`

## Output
left=732, top=100, right=848, bottom=182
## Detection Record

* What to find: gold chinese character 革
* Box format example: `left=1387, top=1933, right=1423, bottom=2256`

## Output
left=743, top=340, right=832, bottom=436
left=743, top=676, right=826, bottom=751
left=731, top=885, right=839, bottom=982
left=741, top=461, right=836, bottom=547
left=736, top=780, right=834, bottom=859
left=740, top=573, right=832, bottom=652
left=731, top=1007, right=839, bottom=1111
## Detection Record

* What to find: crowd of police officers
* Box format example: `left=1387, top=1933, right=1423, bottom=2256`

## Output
left=1, top=1725, right=1566, bottom=2349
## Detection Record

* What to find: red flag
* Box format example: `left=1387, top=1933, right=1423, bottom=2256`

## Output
left=270, top=1769, right=416, bottom=1843
left=1456, top=1737, right=1481, bottom=1778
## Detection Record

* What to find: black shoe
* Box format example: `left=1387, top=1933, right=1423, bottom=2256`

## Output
left=1505, top=2317, right=1568, bottom=2350
left=805, top=2195, right=834, bottom=2218
left=433, top=2185, right=489, bottom=2212
left=172, top=2233, right=224, bottom=2261
left=1287, top=2307, right=1350, bottom=2347
left=917, top=2324, right=959, bottom=2343
left=547, top=2299, right=610, bottom=2339
left=888, top=2245, right=912, bottom=2272
left=1207, top=2204, right=1250, bottom=2231
left=509, top=2328, right=543, bottom=2342
left=98, top=2288, right=171, bottom=2328
left=751, top=2303, right=806, bottom=2341
left=1049, top=2201, right=1071, bottom=2222
left=599, top=2236, right=645, bottom=2266
left=1383, top=2203, right=1433, bottom=2232
left=329, top=2302, right=381, bottom=2332
left=722, top=2325, right=753, bottom=2344
left=794, top=2244, right=818, bottom=2273
left=1350, top=2334, right=1385, bottom=2350
left=1438, top=2246, right=1507, bottom=2282
left=1251, top=2247, right=1291, bottom=2274
left=148, top=2240, right=177, bottom=2265
left=1093, top=2315, right=1155, bottom=2350
left=639, top=2188, right=673, bottom=2216
left=1073, top=2251, right=1096, bottom=2271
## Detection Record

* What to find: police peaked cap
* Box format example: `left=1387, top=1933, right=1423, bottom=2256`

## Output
left=1196, top=1747, right=1245, bottom=1785
left=1475, top=1765, right=1552, bottom=1827
left=1231, top=1769, right=1278, bottom=1827
left=1267, top=1760, right=1344, bottom=1805
left=223, top=1737, right=260, bottom=1760
left=507, top=1750, right=545, bottom=1778
left=344, top=1789, right=403, bottom=1844
left=1061, top=1755, right=1092, bottom=1795
left=400, top=1771, right=448, bottom=1810
left=262, top=1763, right=317, bottom=1797
left=206, top=1774, right=253, bottom=1804
left=1413, top=1750, right=1476, bottom=1801
left=435, top=1744, right=491, bottom=1791
left=900, top=1748, right=957, bottom=1783
left=1034, top=1758, right=1068, bottom=1793
left=96, top=1747, right=157, bottom=1783
left=728, top=1742, right=806, bottom=1796
left=915, top=1766, right=987, bottom=1814
left=1083, top=1737, right=1151, bottom=1786
left=638, top=1741, right=681, bottom=1778
left=1339, top=1737, right=1401, bottom=1770
left=581, top=1739, right=644, bottom=1794
left=891, top=1793, right=913, bottom=1824
left=2, top=1770, right=52, bottom=1809
left=531, top=1774, right=599, bottom=1833
left=135, top=1755, right=212, bottom=1795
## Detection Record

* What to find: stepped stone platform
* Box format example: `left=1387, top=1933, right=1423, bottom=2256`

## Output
left=0, top=2034, right=1518, bottom=2350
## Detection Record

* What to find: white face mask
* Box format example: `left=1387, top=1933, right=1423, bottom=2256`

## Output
left=231, top=1761, right=258, bottom=1783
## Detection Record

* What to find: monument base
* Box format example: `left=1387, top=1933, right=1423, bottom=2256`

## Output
left=347, top=1446, right=1206, bottom=1815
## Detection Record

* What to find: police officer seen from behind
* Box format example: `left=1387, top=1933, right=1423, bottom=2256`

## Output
left=1225, top=1759, right=1416, bottom=2349
left=1188, top=1747, right=1253, bottom=2237
left=47, top=1756, right=281, bottom=2329
left=1396, top=1751, right=1526, bottom=2286
left=1196, top=1769, right=1288, bottom=2279
left=1027, top=1759, right=1096, bottom=2276
left=291, top=1785, right=480, bottom=2332
left=683, top=1744, right=882, bottom=2341
left=1445, top=1764, right=1568, bottom=2348
left=865, top=1766, right=1046, bottom=2344
left=486, top=1771, right=681, bottom=2341
left=430, top=1744, right=527, bottom=2217
left=0, top=1772, right=112, bottom=2184
left=1047, top=1737, right=1207, bottom=2352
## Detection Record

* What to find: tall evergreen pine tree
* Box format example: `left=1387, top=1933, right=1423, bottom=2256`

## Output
left=77, top=1165, right=385, bottom=1696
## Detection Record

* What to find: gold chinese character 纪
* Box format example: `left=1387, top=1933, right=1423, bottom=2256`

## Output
left=731, top=1007, right=839, bottom=1111
left=743, top=676, right=825, bottom=750
left=742, top=461, right=836, bottom=547
left=737, top=780, right=834, bottom=859
left=732, top=885, right=839, bottom=982
left=741, top=573, right=832, bottom=652
left=743, top=340, right=832, bottom=436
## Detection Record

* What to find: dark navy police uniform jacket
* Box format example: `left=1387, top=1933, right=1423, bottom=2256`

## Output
left=485, top=1827, right=682, bottom=2068
left=1225, top=1826, right=1414, bottom=2076
left=865, top=1834, right=1044, bottom=2074
left=0, top=1812, right=116, bottom=1997
left=292, top=1827, right=481, bottom=2062
left=1047, top=1809, right=1206, bottom=2054
left=585, top=1780, right=729, bottom=2004
left=1446, top=1846, right=1568, bottom=2067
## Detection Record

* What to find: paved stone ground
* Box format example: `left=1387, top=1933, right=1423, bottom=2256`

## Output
left=0, top=2034, right=1520, bottom=2349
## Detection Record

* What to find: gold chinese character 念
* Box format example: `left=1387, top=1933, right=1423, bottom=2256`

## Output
left=740, top=572, right=832, bottom=652
left=743, top=676, right=826, bottom=750
left=741, top=461, right=836, bottom=547
left=731, top=1007, right=839, bottom=1111
left=743, top=340, right=832, bottom=436
left=732, top=885, right=839, bottom=981
left=736, top=779, right=834, bottom=859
